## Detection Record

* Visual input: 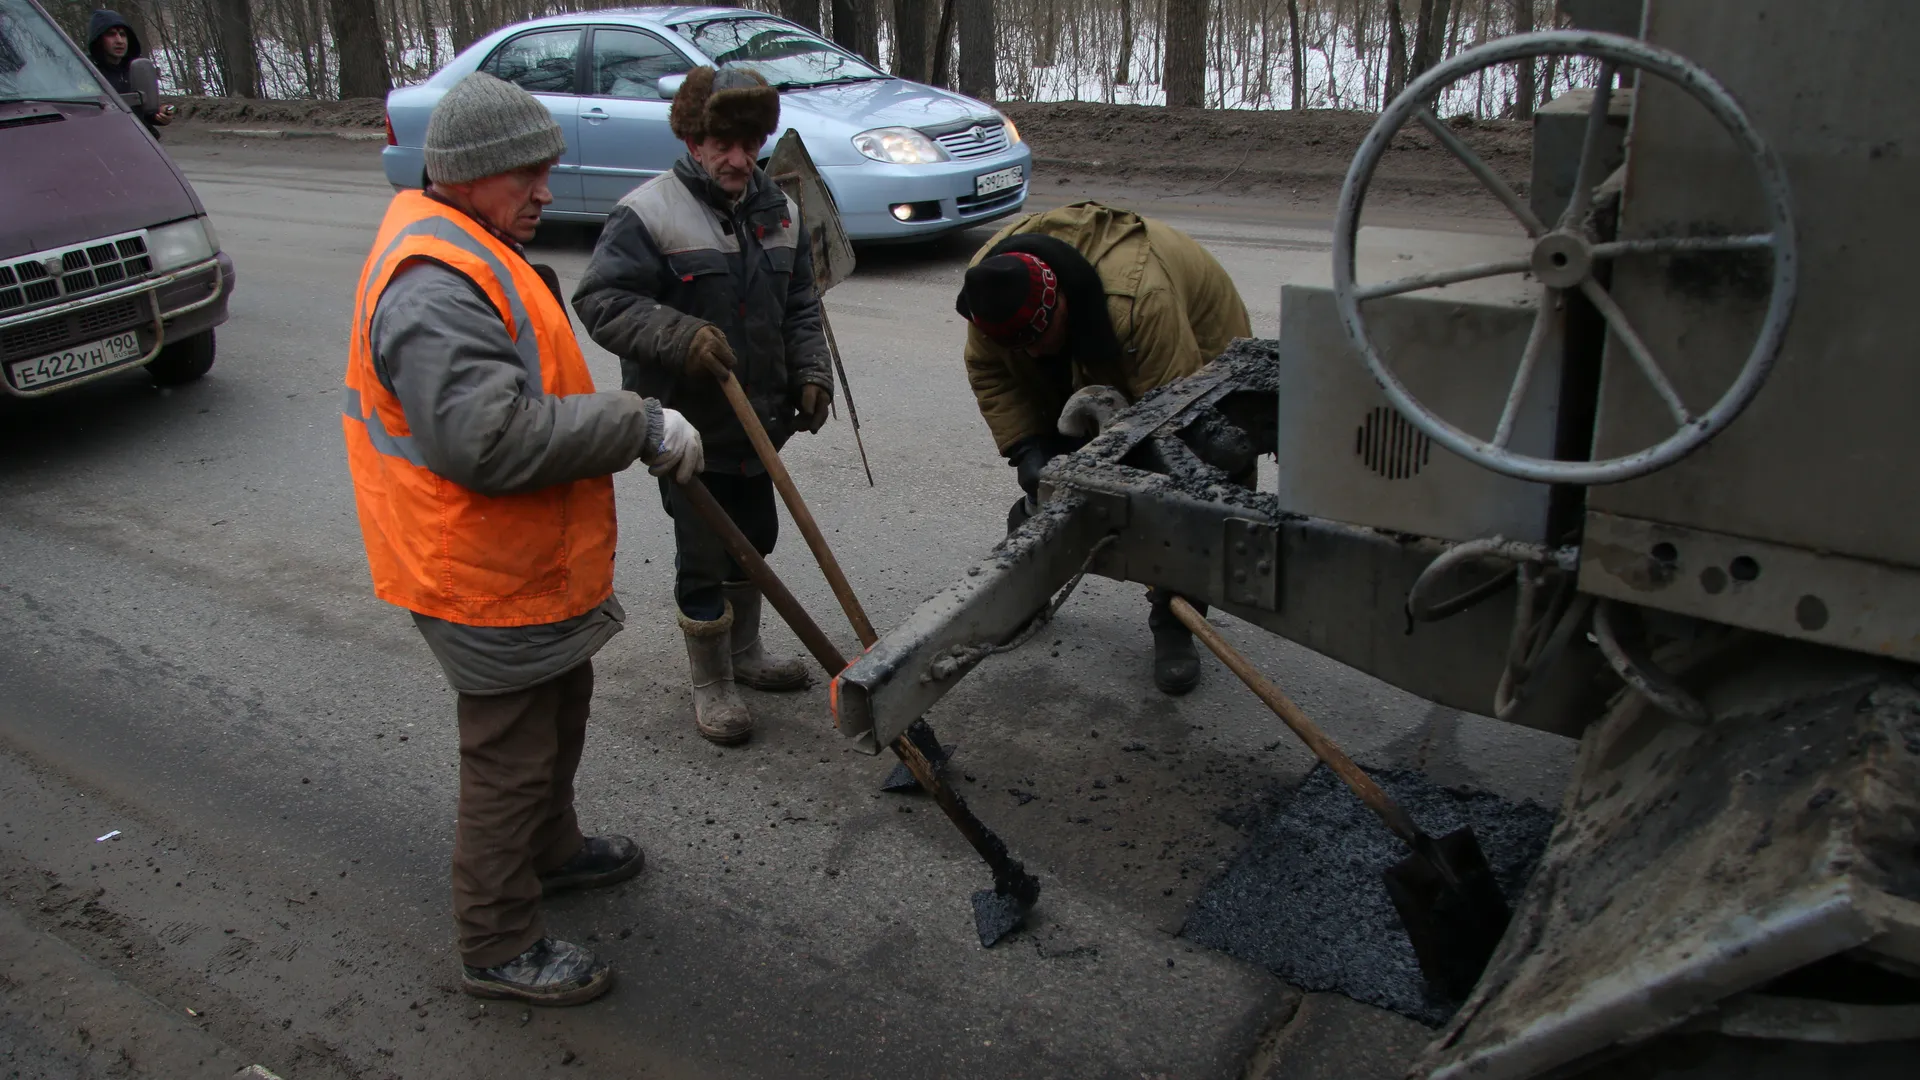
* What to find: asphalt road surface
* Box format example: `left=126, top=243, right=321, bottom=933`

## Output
left=0, top=133, right=1572, bottom=1080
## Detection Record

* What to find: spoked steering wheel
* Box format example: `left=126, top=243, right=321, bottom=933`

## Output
left=1331, top=31, right=1798, bottom=486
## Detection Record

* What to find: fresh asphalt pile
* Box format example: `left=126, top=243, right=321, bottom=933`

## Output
left=1183, top=764, right=1557, bottom=1024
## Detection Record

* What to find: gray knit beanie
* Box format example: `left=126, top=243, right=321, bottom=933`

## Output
left=424, top=72, right=567, bottom=185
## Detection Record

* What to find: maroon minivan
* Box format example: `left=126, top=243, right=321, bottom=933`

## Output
left=1, top=0, right=234, bottom=397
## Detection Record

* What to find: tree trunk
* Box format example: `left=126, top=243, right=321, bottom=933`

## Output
left=1420, top=0, right=1453, bottom=75
left=929, top=0, right=957, bottom=88
left=957, top=0, right=995, bottom=99
left=892, top=0, right=928, bottom=80
left=830, top=0, right=878, bottom=62
left=449, top=0, right=476, bottom=53
left=1385, top=0, right=1408, bottom=100
left=780, top=0, right=821, bottom=32
left=1513, top=0, right=1534, bottom=119
left=210, top=0, right=258, bottom=98
left=1286, top=0, right=1304, bottom=109
left=331, top=0, right=391, bottom=99
left=1035, top=0, right=1056, bottom=68
left=1115, top=0, right=1132, bottom=84
left=1163, top=0, right=1207, bottom=107
left=1409, top=0, right=1436, bottom=77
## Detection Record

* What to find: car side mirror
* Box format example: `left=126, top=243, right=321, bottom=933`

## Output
left=124, top=57, right=160, bottom=112
left=657, top=73, right=687, bottom=99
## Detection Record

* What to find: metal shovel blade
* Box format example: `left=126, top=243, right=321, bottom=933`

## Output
left=1382, top=827, right=1513, bottom=1003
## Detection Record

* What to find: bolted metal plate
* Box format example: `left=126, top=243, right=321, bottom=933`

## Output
left=1222, top=518, right=1279, bottom=611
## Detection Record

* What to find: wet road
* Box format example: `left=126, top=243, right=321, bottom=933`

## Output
left=0, top=133, right=1569, bottom=1079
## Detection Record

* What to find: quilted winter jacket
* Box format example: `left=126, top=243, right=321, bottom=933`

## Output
left=572, top=158, right=832, bottom=475
left=964, top=202, right=1251, bottom=454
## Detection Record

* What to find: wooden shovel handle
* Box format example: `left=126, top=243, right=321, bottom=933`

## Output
left=710, top=366, right=879, bottom=648
left=1167, top=597, right=1423, bottom=845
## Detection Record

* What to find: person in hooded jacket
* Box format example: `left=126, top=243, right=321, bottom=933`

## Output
left=956, top=202, right=1251, bottom=696
left=572, top=66, right=833, bottom=748
left=86, top=10, right=169, bottom=133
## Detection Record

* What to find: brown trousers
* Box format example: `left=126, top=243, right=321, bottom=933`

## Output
left=452, top=660, right=592, bottom=967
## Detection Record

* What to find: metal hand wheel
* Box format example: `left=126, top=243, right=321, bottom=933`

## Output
left=1331, top=31, right=1798, bottom=486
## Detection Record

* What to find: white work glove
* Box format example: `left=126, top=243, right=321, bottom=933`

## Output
left=1057, top=385, right=1131, bottom=438
left=644, top=408, right=705, bottom=484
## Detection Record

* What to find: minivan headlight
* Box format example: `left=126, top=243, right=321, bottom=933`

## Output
left=149, top=216, right=218, bottom=271
left=1001, top=115, right=1022, bottom=145
left=851, top=127, right=949, bottom=164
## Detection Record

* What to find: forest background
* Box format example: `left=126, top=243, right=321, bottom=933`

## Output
left=42, top=0, right=1586, bottom=120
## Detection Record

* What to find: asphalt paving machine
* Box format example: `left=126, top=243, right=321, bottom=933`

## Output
left=830, top=1, right=1920, bottom=1075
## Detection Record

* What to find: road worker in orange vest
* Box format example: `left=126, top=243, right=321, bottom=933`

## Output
left=342, top=72, right=702, bottom=1007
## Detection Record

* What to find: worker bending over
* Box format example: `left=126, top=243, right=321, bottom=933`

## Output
left=342, top=73, right=702, bottom=1006
left=957, top=202, right=1251, bottom=695
left=574, top=66, right=834, bottom=747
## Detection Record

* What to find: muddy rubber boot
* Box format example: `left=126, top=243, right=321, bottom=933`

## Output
left=1148, top=597, right=1202, bottom=696
left=461, top=937, right=613, bottom=1006
left=723, top=582, right=811, bottom=692
left=538, top=835, right=644, bottom=895
left=681, top=604, right=753, bottom=745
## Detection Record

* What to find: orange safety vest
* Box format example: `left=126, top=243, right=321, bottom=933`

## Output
left=342, top=190, right=617, bottom=627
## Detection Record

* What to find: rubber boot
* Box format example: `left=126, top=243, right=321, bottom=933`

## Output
left=1148, top=595, right=1202, bottom=696
left=680, top=604, right=752, bottom=745
left=461, top=937, right=613, bottom=1006
left=723, top=582, right=811, bottom=691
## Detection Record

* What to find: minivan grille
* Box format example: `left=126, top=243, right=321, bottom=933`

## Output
left=0, top=231, right=152, bottom=315
left=933, top=121, right=1009, bottom=160
left=1, top=294, right=152, bottom=363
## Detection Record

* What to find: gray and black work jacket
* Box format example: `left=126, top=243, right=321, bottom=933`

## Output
left=572, top=157, right=833, bottom=475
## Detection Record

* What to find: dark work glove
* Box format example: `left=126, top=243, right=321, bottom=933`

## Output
left=1009, top=437, right=1060, bottom=498
left=798, top=384, right=831, bottom=433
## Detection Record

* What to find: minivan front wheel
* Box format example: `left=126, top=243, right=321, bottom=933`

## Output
left=147, top=329, right=216, bottom=386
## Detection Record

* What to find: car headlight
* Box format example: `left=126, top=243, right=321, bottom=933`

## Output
left=851, top=127, right=949, bottom=164
left=149, top=216, right=218, bottom=271
left=1001, top=116, right=1022, bottom=145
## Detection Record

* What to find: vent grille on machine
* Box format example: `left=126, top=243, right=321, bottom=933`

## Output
left=1355, top=406, right=1432, bottom=480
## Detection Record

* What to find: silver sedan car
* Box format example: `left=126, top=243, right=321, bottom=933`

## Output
left=382, top=5, right=1032, bottom=242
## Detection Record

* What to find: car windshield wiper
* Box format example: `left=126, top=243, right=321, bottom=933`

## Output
left=0, top=95, right=107, bottom=108
left=778, top=75, right=886, bottom=90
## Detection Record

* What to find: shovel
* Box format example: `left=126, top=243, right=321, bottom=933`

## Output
left=1167, top=597, right=1511, bottom=1001
left=673, top=476, right=1041, bottom=946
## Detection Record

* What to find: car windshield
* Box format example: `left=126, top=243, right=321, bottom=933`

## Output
left=672, top=16, right=886, bottom=89
left=0, top=0, right=108, bottom=104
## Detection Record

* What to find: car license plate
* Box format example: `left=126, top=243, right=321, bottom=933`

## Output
left=975, top=165, right=1024, bottom=198
left=9, top=329, right=144, bottom=390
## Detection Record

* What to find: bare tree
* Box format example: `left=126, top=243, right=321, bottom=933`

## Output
left=330, top=0, right=391, bottom=98
left=208, top=0, right=260, bottom=97
left=1385, top=0, right=1409, bottom=99
left=779, top=0, right=821, bottom=31
left=929, top=0, right=957, bottom=87
left=957, top=0, right=995, bottom=99
left=1286, top=0, right=1304, bottom=109
left=1411, top=0, right=1452, bottom=77
left=892, top=0, right=928, bottom=80
left=1163, top=0, right=1207, bottom=107
left=1513, top=0, right=1534, bottom=119
left=830, top=0, right=878, bottom=62
left=1114, top=0, right=1132, bottom=83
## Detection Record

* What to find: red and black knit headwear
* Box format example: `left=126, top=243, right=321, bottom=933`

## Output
left=955, top=252, right=1058, bottom=347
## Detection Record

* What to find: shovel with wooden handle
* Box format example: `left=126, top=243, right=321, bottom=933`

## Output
left=672, top=476, right=1040, bottom=945
left=1167, top=597, right=1512, bottom=1001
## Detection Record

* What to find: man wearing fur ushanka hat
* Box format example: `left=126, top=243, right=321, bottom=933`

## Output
left=957, top=203, right=1250, bottom=696
left=573, top=66, right=833, bottom=747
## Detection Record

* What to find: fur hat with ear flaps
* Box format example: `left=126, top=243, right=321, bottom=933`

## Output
left=670, top=66, right=781, bottom=144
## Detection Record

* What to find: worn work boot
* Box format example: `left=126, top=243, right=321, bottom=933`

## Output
left=461, top=937, right=613, bottom=1006
left=723, top=582, right=811, bottom=691
left=539, top=835, right=644, bottom=896
left=681, top=604, right=753, bottom=745
left=1148, top=597, right=1202, bottom=696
